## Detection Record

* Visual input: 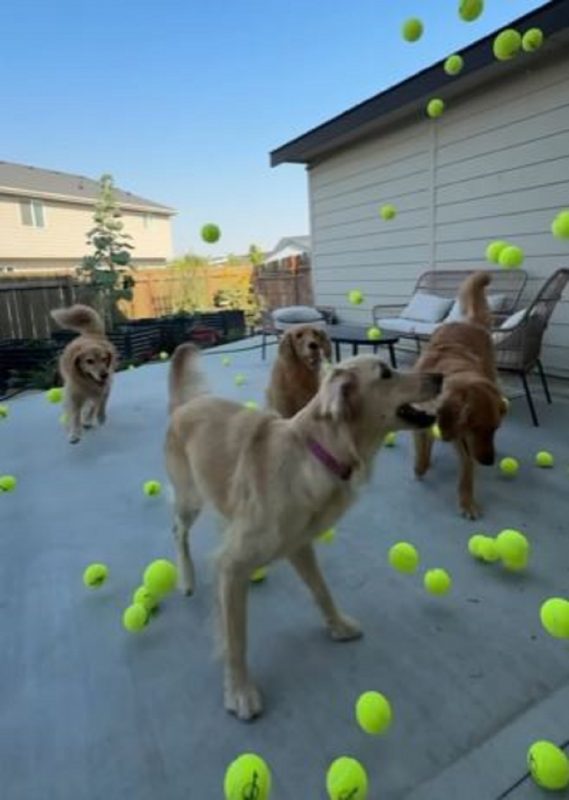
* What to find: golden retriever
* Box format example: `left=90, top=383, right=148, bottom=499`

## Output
left=51, top=304, right=117, bottom=444
left=165, top=342, right=442, bottom=720
left=413, top=272, right=507, bottom=519
left=266, top=324, right=332, bottom=417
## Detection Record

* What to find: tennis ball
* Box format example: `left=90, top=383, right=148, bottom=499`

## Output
left=367, top=326, right=382, bottom=341
left=133, top=586, right=159, bottom=611
left=318, top=528, right=336, bottom=544
left=224, top=753, right=272, bottom=800
left=383, top=431, right=397, bottom=447
left=355, top=691, right=392, bottom=735
left=493, top=29, right=522, bottom=61
left=478, top=537, right=500, bottom=563
left=402, top=18, right=423, bottom=42
left=522, top=28, right=544, bottom=52
left=499, top=457, right=519, bottom=477
left=244, top=400, right=259, bottom=409
left=326, top=757, right=368, bottom=800
left=379, top=203, right=396, bottom=220
left=0, top=475, right=17, bottom=492
left=0, top=404, right=8, bottom=419
left=459, top=0, right=484, bottom=22
left=159, top=351, right=169, bottom=361
left=201, top=223, right=221, bottom=244
left=83, top=563, right=108, bottom=588
left=143, top=559, right=178, bottom=597
left=444, top=54, right=464, bottom=76
left=427, top=98, right=445, bottom=119
left=431, top=423, right=442, bottom=440
left=348, top=289, right=364, bottom=305
left=496, top=529, right=529, bottom=571
left=234, top=373, right=246, bottom=387
left=498, top=245, right=524, bottom=269
left=221, top=356, right=231, bottom=367
left=250, top=567, right=268, bottom=583
left=528, top=741, right=569, bottom=790
left=122, top=603, right=149, bottom=632
left=468, top=534, right=486, bottom=558
left=540, top=598, right=569, bottom=639
left=485, top=240, right=508, bottom=263
left=535, top=450, right=554, bottom=468
left=143, top=480, right=162, bottom=497
left=551, top=211, right=569, bottom=239
left=388, top=542, right=419, bottom=574
left=424, top=568, right=452, bottom=595
left=45, top=387, right=63, bottom=404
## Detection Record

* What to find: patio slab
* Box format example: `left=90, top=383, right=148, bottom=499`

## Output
left=1, top=337, right=568, bottom=800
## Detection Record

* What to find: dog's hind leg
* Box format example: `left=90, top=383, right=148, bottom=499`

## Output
left=166, top=434, right=202, bottom=596
left=414, top=430, right=433, bottom=478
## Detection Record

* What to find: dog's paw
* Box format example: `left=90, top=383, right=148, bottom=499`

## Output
left=82, top=422, right=94, bottom=430
left=224, top=680, right=263, bottom=721
left=461, top=501, right=481, bottom=520
left=68, top=434, right=81, bottom=444
left=329, top=613, right=363, bottom=642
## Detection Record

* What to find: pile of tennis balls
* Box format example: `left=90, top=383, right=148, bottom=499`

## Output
left=485, top=240, right=525, bottom=269
left=469, top=528, right=530, bottom=571
left=388, top=542, right=452, bottom=595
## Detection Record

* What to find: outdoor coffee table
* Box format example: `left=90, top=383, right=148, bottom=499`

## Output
left=325, top=324, right=399, bottom=368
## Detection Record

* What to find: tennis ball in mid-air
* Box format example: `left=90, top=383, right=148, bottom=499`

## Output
left=318, top=528, right=336, bottom=544
left=355, top=691, right=392, bottom=735
left=221, top=356, right=231, bottom=367
left=522, top=28, right=544, bottom=52
left=243, top=400, right=259, bottom=410
left=0, top=404, right=8, bottom=419
left=0, top=475, right=17, bottom=493
left=535, top=450, right=554, bottom=468
left=45, top=387, right=63, bottom=404
left=493, top=29, right=522, bottom=61
left=143, top=559, right=177, bottom=597
left=528, top=741, right=569, bottom=790
left=431, top=423, right=442, bottom=440
left=427, top=98, right=445, bottom=118
left=459, top=0, right=484, bottom=22
left=250, top=567, right=268, bottom=583
left=551, top=211, right=569, bottom=239
left=201, top=223, right=221, bottom=244
left=485, top=240, right=508, bottom=263
left=496, top=529, right=529, bottom=571
left=234, top=373, right=246, bottom=387
left=402, top=18, right=423, bottom=42
left=367, top=326, right=382, bottom=341
left=388, top=542, right=419, bottom=574
left=499, top=457, right=519, bottom=477
left=224, top=753, right=272, bottom=800
left=143, top=480, right=162, bottom=497
left=540, top=598, right=569, bottom=639
left=383, top=432, right=397, bottom=447
left=424, top=568, right=452, bottom=595
left=326, top=757, right=368, bottom=800
left=348, top=289, right=364, bottom=305
left=498, top=245, right=524, bottom=269
left=444, top=54, right=464, bottom=76
left=159, top=351, right=169, bottom=361
left=122, top=603, right=149, bottom=632
left=83, top=563, right=108, bottom=588
left=379, top=204, right=396, bottom=220
left=133, top=586, right=159, bottom=612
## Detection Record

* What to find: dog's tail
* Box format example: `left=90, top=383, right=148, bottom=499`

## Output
left=459, top=271, right=492, bottom=328
left=50, top=304, right=105, bottom=336
left=168, top=343, right=207, bottom=414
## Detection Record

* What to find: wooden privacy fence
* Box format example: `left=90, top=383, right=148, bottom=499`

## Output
left=254, top=263, right=314, bottom=310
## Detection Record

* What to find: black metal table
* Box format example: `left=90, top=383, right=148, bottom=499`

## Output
left=325, top=324, right=399, bottom=367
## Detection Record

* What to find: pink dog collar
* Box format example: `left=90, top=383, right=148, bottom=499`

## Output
left=307, top=437, right=352, bottom=481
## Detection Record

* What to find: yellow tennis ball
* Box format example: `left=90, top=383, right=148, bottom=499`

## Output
left=498, top=245, right=524, bottom=268
left=221, top=356, right=231, bottom=366
left=201, top=223, right=221, bottom=244
left=528, top=741, right=569, bottom=790
left=522, top=28, right=544, bottom=52
left=431, top=422, right=442, bottom=440
left=355, top=691, right=392, bottom=735
left=477, top=536, right=500, bottom=563
left=540, top=598, right=569, bottom=639
left=83, top=563, right=108, bottom=588
left=493, top=29, right=522, bottom=61
left=143, top=480, right=162, bottom=497
left=468, top=534, right=486, bottom=558
left=388, top=542, right=419, bottom=574
left=551, top=210, right=569, bottom=239
left=133, top=586, right=159, bottom=611
left=45, top=387, right=63, bottom=404
left=499, top=457, right=519, bottom=477
left=367, top=326, right=382, bottom=341
left=0, top=474, right=17, bottom=493
left=224, top=753, right=272, bottom=800
left=383, top=431, right=397, bottom=447
left=244, top=400, right=259, bottom=410
left=379, top=203, right=396, bottom=220
left=250, top=567, right=268, bottom=583
left=496, top=529, right=529, bottom=569
left=424, top=568, right=452, bottom=595
left=402, top=18, right=423, bottom=42
left=348, top=289, right=364, bottom=305
left=0, top=404, right=9, bottom=419
left=143, top=559, right=177, bottom=597
left=427, top=98, right=445, bottom=118
left=318, top=528, right=336, bottom=544
left=159, top=351, right=169, bottom=361
left=535, top=450, right=554, bottom=468
left=459, top=0, right=484, bottom=22
left=122, top=603, right=149, bottom=632
left=234, top=373, right=246, bottom=386
left=444, top=54, right=464, bottom=75
left=326, top=757, right=368, bottom=800
left=485, top=240, right=508, bottom=263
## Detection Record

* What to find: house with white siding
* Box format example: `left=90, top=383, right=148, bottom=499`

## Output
left=271, top=0, right=569, bottom=378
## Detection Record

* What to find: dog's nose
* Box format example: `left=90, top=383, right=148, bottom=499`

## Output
left=308, top=341, right=319, bottom=350
left=100, top=370, right=109, bottom=380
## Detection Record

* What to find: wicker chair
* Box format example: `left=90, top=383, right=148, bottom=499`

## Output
left=493, top=268, right=569, bottom=426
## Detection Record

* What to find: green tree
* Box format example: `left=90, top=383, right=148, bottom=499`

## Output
left=170, top=254, right=209, bottom=312
left=248, top=244, right=265, bottom=266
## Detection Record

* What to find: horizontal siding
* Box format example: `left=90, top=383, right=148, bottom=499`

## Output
left=310, top=47, right=569, bottom=378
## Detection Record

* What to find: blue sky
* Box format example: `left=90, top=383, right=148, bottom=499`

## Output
left=2, top=0, right=546, bottom=257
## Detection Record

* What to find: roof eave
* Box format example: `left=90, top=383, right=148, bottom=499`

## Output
left=0, top=185, right=176, bottom=215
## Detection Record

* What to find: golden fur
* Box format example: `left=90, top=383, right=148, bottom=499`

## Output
left=266, top=325, right=332, bottom=417
left=165, top=342, right=441, bottom=720
left=50, top=304, right=117, bottom=444
left=413, top=272, right=507, bottom=519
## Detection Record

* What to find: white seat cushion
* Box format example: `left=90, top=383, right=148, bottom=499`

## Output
left=401, top=293, right=454, bottom=323
left=499, top=308, right=527, bottom=330
left=376, top=318, right=437, bottom=336
left=445, top=293, right=510, bottom=323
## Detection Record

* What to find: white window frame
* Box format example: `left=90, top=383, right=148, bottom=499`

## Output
left=20, top=199, right=46, bottom=228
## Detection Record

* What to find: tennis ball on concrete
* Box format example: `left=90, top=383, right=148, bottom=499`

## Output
left=143, top=559, right=177, bottom=597
left=427, top=98, right=445, bottom=118
left=402, top=18, right=423, bottom=42
left=133, top=586, right=159, bottom=612
left=122, top=603, right=149, bottom=632
left=424, top=568, right=452, bottom=595
left=355, top=691, right=392, bottom=735
left=224, top=753, right=272, bottom=800
left=159, top=351, right=169, bottom=361
left=496, top=529, right=529, bottom=571
left=499, top=457, right=519, bottom=477
left=383, top=431, right=397, bottom=447
left=485, top=240, right=509, bottom=263
left=444, top=54, right=464, bottom=76
left=318, top=528, right=336, bottom=544
left=243, top=400, right=259, bottom=410
left=250, top=567, right=268, bottom=583
left=379, top=203, right=396, bottom=220
left=540, top=598, right=569, bottom=639
left=45, top=387, right=63, bottom=404
left=551, top=211, right=569, bottom=239
left=476, top=536, right=500, bottom=563
left=388, top=542, right=419, bottom=574
left=201, top=223, right=221, bottom=244
left=348, top=289, right=364, bottom=305
left=326, top=757, right=368, bottom=800
left=83, top=563, right=108, bottom=588
left=0, top=404, right=9, bottom=419
left=535, top=450, right=554, bottom=468
left=367, top=326, right=382, bottom=341
left=0, top=475, right=17, bottom=493
left=221, top=356, right=232, bottom=367
left=522, top=28, right=544, bottom=52
left=468, top=534, right=486, bottom=558
left=234, top=373, right=246, bottom=387
left=459, top=0, right=484, bottom=22
left=493, top=29, right=522, bottom=61
left=498, top=245, right=524, bottom=269
left=143, top=480, right=162, bottom=497
left=528, top=741, right=569, bottom=790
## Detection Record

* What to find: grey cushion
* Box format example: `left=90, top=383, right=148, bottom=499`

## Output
left=401, top=293, right=454, bottom=323
left=445, top=293, right=509, bottom=323
left=376, top=317, right=437, bottom=336
left=272, top=305, right=324, bottom=324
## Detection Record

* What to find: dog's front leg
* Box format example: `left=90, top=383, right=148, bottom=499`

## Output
left=289, top=544, right=362, bottom=641
left=66, top=395, right=82, bottom=444
left=455, top=440, right=480, bottom=519
left=96, top=390, right=109, bottom=426
left=413, top=430, right=433, bottom=478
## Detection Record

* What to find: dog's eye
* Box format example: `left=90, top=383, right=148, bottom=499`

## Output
left=85, top=358, right=95, bottom=365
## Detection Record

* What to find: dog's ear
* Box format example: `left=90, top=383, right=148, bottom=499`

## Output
left=278, top=331, right=296, bottom=361
left=437, top=392, right=466, bottom=441
left=318, top=369, right=358, bottom=421
left=318, top=330, right=332, bottom=360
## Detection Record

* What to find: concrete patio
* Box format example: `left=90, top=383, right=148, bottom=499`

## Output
left=1, top=337, right=568, bottom=800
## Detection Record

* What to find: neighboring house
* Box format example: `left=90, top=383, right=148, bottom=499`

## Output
left=271, top=0, right=569, bottom=377
left=263, top=236, right=310, bottom=267
left=0, top=162, right=176, bottom=272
